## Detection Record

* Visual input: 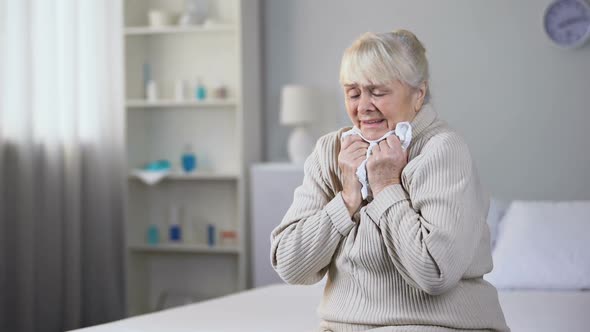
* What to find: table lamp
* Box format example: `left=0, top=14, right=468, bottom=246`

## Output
left=280, top=85, right=315, bottom=165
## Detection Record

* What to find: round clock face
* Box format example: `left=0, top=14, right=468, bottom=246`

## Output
left=544, top=0, right=590, bottom=48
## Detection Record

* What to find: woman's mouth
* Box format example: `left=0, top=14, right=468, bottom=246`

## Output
left=361, top=119, right=385, bottom=128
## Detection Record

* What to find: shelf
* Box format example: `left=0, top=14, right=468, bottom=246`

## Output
left=129, top=171, right=240, bottom=181
left=125, top=24, right=236, bottom=36
left=252, top=163, right=304, bottom=171
left=129, top=243, right=241, bottom=254
left=126, top=99, right=237, bottom=109
left=167, top=172, right=239, bottom=180
left=124, top=0, right=259, bottom=315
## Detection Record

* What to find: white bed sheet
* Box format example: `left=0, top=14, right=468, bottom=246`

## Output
left=71, top=284, right=590, bottom=332
left=498, top=289, right=590, bottom=332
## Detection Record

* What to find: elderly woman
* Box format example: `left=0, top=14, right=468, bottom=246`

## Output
left=270, top=30, right=509, bottom=332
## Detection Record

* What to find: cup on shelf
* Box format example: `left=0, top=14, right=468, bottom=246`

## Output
left=148, top=10, right=172, bottom=27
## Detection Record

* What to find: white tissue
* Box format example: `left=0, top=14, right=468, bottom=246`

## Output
left=340, top=122, right=412, bottom=199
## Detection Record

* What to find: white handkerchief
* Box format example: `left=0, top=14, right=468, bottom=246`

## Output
left=340, top=122, right=412, bottom=199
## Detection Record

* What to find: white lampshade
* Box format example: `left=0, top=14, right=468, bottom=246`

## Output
left=280, top=85, right=314, bottom=126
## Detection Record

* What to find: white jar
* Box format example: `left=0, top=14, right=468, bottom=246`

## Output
left=148, top=10, right=172, bottom=27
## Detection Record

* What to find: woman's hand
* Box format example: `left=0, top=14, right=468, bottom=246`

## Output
left=367, top=135, right=408, bottom=197
left=338, top=135, right=368, bottom=216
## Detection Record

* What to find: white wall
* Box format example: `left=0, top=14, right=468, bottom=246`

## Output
left=262, top=0, right=590, bottom=200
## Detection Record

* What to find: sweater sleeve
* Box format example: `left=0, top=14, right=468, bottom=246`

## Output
left=270, top=135, right=354, bottom=285
left=365, top=133, right=487, bottom=295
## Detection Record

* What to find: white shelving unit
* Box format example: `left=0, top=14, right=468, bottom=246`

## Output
left=123, top=0, right=260, bottom=316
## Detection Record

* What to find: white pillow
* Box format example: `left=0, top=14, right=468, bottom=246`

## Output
left=485, top=200, right=590, bottom=290
left=486, top=198, right=510, bottom=249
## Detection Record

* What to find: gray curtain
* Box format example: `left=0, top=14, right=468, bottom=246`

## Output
left=0, top=0, right=126, bottom=331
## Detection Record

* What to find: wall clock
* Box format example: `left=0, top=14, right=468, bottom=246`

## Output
left=544, top=0, right=590, bottom=48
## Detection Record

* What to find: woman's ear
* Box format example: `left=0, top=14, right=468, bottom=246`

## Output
left=413, top=81, right=427, bottom=112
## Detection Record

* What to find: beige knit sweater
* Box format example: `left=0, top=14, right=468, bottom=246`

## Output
left=270, top=105, right=509, bottom=332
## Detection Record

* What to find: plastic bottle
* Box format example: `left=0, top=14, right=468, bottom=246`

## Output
left=181, top=143, right=197, bottom=173
left=195, top=78, right=207, bottom=101
left=207, top=224, right=216, bottom=247
left=169, top=206, right=182, bottom=242
left=146, top=79, right=158, bottom=101
left=147, top=223, right=160, bottom=245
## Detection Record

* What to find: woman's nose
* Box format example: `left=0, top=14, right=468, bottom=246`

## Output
left=357, top=93, right=374, bottom=113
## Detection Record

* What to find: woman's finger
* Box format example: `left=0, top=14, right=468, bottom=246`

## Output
left=386, top=135, right=401, bottom=149
left=341, top=135, right=363, bottom=150
left=378, top=140, right=390, bottom=152
left=349, top=148, right=368, bottom=160
left=371, top=142, right=383, bottom=155
left=348, top=141, right=369, bottom=152
left=352, top=154, right=367, bottom=165
left=340, top=136, right=353, bottom=150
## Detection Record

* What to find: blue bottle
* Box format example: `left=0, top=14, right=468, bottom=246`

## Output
left=181, top=144, right=197, bottom=173
left=170, top=224, right=182, bottom=242
left=207, top=224, right=216, bottom=247
left=169, top=206, right=182, bottom=242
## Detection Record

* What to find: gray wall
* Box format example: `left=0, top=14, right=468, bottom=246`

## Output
left=262, top=0, right=590, bottom=200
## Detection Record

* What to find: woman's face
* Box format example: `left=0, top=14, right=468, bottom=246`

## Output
left=343, top=80, right=423, bottom=141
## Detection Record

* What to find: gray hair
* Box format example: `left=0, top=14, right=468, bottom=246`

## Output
left=339, top=29, right=430, bottom=104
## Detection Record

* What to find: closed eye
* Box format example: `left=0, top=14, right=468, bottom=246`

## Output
left=346, top=89, right=361, bottom=99
left=371, top=89, right=388, bottom=97
left=370, top=86, right=390, bottom=97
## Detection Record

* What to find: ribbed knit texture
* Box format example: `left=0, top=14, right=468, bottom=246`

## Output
left=270, top=105, right=509, bottom=332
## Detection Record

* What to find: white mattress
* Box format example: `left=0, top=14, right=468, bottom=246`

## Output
left=71, top=284, right=590, bottom=332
